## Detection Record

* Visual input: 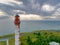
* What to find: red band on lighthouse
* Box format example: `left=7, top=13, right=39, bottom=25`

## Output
left=14, top=15, right=20, bottom=29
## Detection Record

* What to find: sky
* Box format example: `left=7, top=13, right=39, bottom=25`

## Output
left=0, top=0, right=60, bottom=36
left=0, top=0, right=60, bottom=20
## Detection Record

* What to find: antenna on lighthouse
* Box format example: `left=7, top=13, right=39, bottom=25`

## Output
left=14, top=14, right=21, bottom=45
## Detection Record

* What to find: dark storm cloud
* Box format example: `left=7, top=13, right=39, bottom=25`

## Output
left=0, top=3, right=26, bottom=16
left=14, top=0, right=60, bottom=16
left=0, top=0, right=60, bottom=17
left=0, top=3, right=16, bottom=15
left=45, top=0, right=60, bottom=6
left=16, top=0, right=47, bottom=5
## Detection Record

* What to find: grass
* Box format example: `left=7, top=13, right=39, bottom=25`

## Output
left=0, top=30, right=60, bottom=45
left=0, top=41, right=6, bottom=45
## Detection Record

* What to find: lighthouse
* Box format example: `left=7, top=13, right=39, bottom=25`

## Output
left=14, top=15, right=21, bottom=45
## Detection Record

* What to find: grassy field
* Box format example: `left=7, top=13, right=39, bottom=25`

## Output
left=0, top=41, right=6, bottom=45
left=0, top=30, right=60, bottom=45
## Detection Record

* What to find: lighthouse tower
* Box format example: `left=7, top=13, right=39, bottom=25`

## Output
left=14, top=15, right=21, bottom=45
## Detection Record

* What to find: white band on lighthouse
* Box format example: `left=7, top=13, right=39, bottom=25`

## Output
left=15, top=26, right=20, bottom=45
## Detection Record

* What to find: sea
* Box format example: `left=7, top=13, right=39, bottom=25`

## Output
left=20, top=20, right=60, bottom=32
left=0, top=20, right=60, bottom=36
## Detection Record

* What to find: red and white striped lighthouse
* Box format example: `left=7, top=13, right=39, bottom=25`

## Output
left=14, top=14, right=21, bottom=45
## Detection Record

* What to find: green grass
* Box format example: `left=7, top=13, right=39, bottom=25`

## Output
left=0, top=30, right=60, bottom=45
left=0, top=34, right=15, bottom=38
left=0, top=41, right=6, bottom=45
left=9, top=38, right=15, bottom=45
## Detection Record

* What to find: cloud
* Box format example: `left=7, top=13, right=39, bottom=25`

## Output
left=11, top=13, right=60, bottom=21
left=45, top=0, right=60, bottom=6
left=11, top=14, right=44, bottom=20
left=10, top=0, right=60, bottom=15
left=41, top=4, right=55, bottom=12
left=0, top=11, right=6, bottom=16
left=0, top=0, right=60, bottom=20
left=20, top=14, right=43, bottom=20
left=0, top=3, right=25, bottom=16
left=53, top=8, right=60, bottom=16
left=0, top=0, right=8, bottom=3
left=51, top=8, right=60, bottom=19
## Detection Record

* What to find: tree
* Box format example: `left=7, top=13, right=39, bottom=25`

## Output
left=27, top=36, right=33, bottom=45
